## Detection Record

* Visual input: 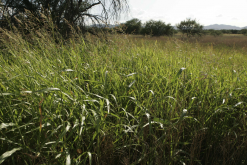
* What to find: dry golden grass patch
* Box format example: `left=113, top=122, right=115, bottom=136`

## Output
left=127, top=34, right=247, bottom=53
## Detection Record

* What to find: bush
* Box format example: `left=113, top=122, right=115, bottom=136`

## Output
left=241, top=29, right=247, bottom=36
left=176, top=18, right=203, bottom=38
left=124, top=18, right=142, bottom=34
left=141, top=20, right=175, bottom=36
left=206, top=29, right=223, bottom=37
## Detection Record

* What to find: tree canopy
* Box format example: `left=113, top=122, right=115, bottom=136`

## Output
left=0, top=0, right=129, bottom=34
left=124, top=18, right=142, bottom=34
left=141, top=20, right=175, bottom=36
left=176, top=18, right=203, bottom=38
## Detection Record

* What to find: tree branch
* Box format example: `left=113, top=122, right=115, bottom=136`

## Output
left=81, top=1, right=101, bottom=13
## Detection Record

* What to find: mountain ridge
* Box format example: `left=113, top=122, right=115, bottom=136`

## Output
left=90, top=24, right=247, bottom=30
left=203, top=24, right=247, bottom=30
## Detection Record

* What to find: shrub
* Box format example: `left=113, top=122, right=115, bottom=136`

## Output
left=141, top=20, right=175, bottom=36
left=176, top=18, right=204, bottom=38
left=124, top=18, right=142, bottom=34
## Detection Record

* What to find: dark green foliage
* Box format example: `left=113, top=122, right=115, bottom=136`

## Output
left=204, top=29, right=223, bottom=37
left=220, top=29, right=242, bottom=34
left=141, top=20, right=175, bottom=36
left=176, top=18, right=204, bottom=38
left=240, top=29, right=247, bottom=36
left=124, top=18, right=142, bottom=34
left=0, top=0, right=129, bottom=36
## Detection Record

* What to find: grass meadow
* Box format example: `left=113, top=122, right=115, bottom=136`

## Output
left=1, top=26, right=247, bottom=164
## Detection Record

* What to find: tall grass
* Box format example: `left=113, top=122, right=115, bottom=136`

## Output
left=0, top=22, right=247, bottom=164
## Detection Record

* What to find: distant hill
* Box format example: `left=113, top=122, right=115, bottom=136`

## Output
left=90, top=24, right=119, bottom=28
left=90, top=24, right=247, bottom=30
left=203, top=24, right=246, bottom=30
left=173, top=24, right=247, bottom=30
left=127, top=25, right=247, bottom=30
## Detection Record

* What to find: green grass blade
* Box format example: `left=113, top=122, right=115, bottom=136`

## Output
left=0, top=147, right=22, bottom=164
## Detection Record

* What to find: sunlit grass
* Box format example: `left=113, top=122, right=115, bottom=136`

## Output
left=1, top=28, right=247, bottom=164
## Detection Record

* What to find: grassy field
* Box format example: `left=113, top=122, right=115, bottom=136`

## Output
left=131, top=34, right=247, bottom=49
left=1, top=28, right=247, bottom=164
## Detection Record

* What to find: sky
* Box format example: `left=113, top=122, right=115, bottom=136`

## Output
left=116, top=0, right=247, bottom=27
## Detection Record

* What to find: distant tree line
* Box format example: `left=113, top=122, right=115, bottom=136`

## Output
left=122, top=18, right=177, bottom=36
left=99, top=18, right=247, bottom=37
left=120, top=18, right=204, bottom=37
left=202, top=29, right=247, bottom=36
left=84, top=19, right=178, bottom=37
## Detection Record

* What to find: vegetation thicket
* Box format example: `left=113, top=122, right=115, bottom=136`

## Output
left=119, top=18, right=246, bottom=37
left=176, top=18, right=204, bottom=38
left=141, top=20, right=175, bottom=36
left=123, top=18, right=142, bottom=34
left=241, top=29, right=247, bottom=36
left=204, top=29, right=247, bottom=35
left=1, top=7, right=247, bottom=165
left=0, top=0, right=129, bottom=38
left=121, top=19, right=176, bottom=36
left=203, top=29, right=223, bottom=37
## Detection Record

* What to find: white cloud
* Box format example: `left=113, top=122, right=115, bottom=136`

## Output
left=187, top=14, right=195, bottom=19
left=131, top=7, right=146, bottom=17
left=121, top=0, right=247, bottom=27
left=129, top=7, right=171, bottom=23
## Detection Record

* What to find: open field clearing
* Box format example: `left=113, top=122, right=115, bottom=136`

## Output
left=1, top=31, right=247, bottom=164
left=130, top=34, right=247, bottom=50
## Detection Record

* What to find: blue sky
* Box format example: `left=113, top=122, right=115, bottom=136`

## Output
left=117, top=0, right=247, bottom=27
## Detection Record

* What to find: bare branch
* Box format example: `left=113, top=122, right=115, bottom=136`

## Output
left=0, top=0, right=129, bottom=37
left=81, top=1, right=101, bottom=13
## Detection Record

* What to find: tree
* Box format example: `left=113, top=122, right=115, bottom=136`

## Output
left=141, top=20, right=175, bottom=36
left=0, top=0, right=129, bottom=35
left=176, top=18, right=203, bottom=38
left=241, top=28, right=247, bottom=36
left=210, top=30, right=223, bottom=37
left=124, top=18, right=142, bottom=34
